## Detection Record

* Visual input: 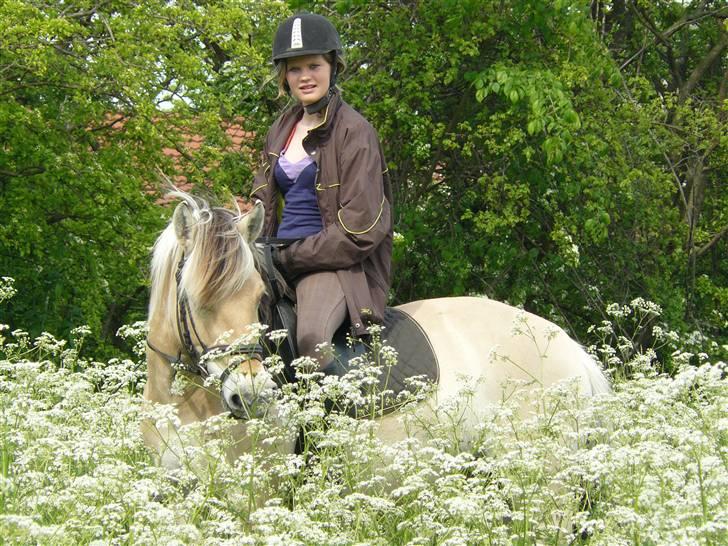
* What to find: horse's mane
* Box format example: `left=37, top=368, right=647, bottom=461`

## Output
left=148, top=191, right=256, bottom=326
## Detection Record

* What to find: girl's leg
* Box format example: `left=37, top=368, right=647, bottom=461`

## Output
left=295, top=271, right=348, bottom=368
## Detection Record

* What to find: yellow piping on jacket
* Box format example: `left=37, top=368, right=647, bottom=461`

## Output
left=250, top=183, right=267, bottom=197
left=316, top=182, right=340, bottom=191
left=338, top=196, right=385, bottom=235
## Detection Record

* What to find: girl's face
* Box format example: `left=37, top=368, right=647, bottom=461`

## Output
left=285, top=54, right=332, bottom=107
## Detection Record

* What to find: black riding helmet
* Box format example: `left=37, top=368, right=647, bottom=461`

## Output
left=273, top=13, right=343, bottom=114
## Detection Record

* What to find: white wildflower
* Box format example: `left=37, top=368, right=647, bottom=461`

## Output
left=266, top=329, right=290, bottom=342
left=0, top=277, right=17, bottom=302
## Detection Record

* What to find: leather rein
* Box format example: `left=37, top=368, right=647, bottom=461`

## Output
left=146, top=253, right=264, bottom=386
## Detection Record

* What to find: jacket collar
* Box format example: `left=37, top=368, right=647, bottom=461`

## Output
left=271, top=91, right=343, bottom=156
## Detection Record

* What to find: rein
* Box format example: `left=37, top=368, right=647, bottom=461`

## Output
left=146, top=253, right=264, bottom=387
left=255, top=239, right=300, bottom=376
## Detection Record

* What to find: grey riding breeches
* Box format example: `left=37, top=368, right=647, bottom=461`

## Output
left=294, top=271, right=348, bottom=368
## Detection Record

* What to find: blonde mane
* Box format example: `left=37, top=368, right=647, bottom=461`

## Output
left=148, top=192, right=255, bottom=330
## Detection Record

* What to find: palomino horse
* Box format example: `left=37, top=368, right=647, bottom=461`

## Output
left=143, top=192, right=610, bottom=468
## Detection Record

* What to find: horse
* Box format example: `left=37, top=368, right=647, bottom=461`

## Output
left=142, top=191, right=610, bottom=471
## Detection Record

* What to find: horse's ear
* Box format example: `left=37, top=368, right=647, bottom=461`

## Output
left=237, top=201, right=264, bottom=243
left=172, top=202, right=194, bottom=246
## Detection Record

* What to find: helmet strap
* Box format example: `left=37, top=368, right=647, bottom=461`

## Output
left=304, top=87, right=334, bottom=114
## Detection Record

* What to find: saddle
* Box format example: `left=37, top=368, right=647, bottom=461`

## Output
left=256, top=239, right=440, bottom=417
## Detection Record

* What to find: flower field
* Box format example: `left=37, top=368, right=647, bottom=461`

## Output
left=0, top=279, right=726, bottom=545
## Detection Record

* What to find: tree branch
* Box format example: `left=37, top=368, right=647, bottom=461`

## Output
left=0, top=167, right=46, bottom=178
left=620, top=3, right=724, bottom=71
left=694, top=225, right=728, bottom=258
left=88, top=115, right=128, bottom=132
left=201, top=38, right=230, bottom=73
left=679, top=30, right=728, bottom=101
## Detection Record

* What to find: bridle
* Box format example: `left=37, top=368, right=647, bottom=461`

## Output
left=146, top=253, right=264, bottom=388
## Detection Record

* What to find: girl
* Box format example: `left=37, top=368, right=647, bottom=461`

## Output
left=250, top=13, right=393, bottom=369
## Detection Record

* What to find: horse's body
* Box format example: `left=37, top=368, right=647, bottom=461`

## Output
left=143, top=192, right=609, bottom=468
left=375, top=297, right=609, bottom=444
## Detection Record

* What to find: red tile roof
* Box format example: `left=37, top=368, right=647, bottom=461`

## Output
left=158, top=119, right=256, bottom=211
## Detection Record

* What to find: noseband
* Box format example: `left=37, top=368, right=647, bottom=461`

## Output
left=147, top=253, right=264, bottom=387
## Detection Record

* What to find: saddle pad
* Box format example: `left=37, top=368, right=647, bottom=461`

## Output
left=322, top=307, right=440, bottom=417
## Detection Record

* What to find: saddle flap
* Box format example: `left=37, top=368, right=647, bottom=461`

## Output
left=323, top=307, right=440, bottom=416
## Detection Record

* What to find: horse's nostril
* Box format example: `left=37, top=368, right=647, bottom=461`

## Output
left=230, top=393, right=243, bottom=409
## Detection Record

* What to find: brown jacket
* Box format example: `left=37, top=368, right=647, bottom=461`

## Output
left=249, top=91, right=393, bottom=336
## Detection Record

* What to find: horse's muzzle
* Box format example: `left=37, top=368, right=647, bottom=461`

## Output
left=221, top=374, right=277, bottom=420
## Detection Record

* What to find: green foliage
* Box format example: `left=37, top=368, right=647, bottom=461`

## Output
left=291, top=0, right=725, bottom=345
left=1, top=0, right=724, bottom=355
left=598, top=0, right=728, bottom=338
left=0, top=0, right=285, bottom=353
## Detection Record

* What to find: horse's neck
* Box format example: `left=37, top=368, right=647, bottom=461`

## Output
left=145, top=283, right=185, bottom=400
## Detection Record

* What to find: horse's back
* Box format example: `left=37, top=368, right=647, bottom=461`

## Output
left=394, top=296, right=606, bottom=399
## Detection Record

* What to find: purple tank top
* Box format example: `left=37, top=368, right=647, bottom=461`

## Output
left=274, top=153, right=323, bottom=238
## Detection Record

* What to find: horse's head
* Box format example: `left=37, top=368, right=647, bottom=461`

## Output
left=147, top=192, right=275, bottom=420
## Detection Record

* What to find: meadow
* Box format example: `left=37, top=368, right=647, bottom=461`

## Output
left=0, top=277, right=726, bottom=545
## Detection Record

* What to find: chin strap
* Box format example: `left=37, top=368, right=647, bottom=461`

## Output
left=304, top=86, right=335, bottom=114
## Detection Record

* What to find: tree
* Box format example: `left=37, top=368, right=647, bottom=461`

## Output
left=0, top=0, right=285, bottom=352
left=290, top=0, right=725, bottom=350
left=594, top=0, right=727, bottom=336
left=2, top=0, right=723, bottom=357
